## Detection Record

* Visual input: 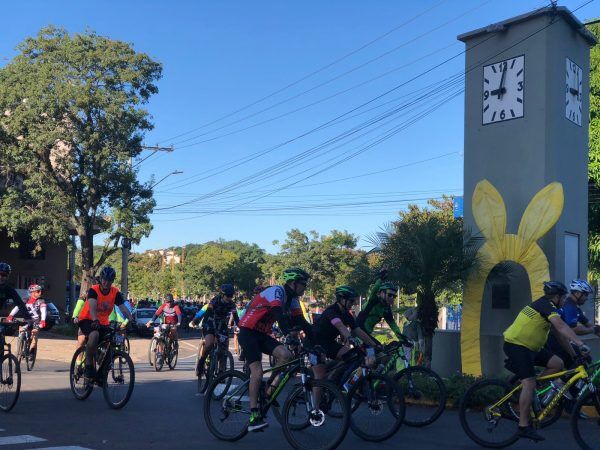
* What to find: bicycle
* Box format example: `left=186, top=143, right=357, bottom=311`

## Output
left=0, top=319, right=21, bottom=412
left=459, top=354, right=600, bottom=448
left=149, top=324, right=178, bottom=371
left=196, top=324, right=234, bottom=394
left=569, top=357, right=600, bottom=450
left=204, top=348, right=350, bottom=450
left=15, top=322, right=37, bottom=371
left=374, top=340, right=447, bottom=427
left=69, top=323, right=135, bottom=409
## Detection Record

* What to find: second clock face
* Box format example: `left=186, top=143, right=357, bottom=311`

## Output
left=482, top=55, right=524, bottom=125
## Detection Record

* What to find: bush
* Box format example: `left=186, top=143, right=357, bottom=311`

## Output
left=443, top=373, right=481, bottom=407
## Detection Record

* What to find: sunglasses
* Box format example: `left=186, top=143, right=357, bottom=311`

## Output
left=386, top=292, right=396, bottom=299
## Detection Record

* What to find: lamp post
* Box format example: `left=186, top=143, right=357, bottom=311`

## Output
left=150, top=170, right=183, bottom=189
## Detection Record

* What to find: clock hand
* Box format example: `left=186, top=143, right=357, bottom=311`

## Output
left=490, top=87, right=507, bottom=96
left=497, top=66, right=507, bottom=99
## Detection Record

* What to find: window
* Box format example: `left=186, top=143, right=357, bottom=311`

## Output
left=564, top=233, right=580, bottom=282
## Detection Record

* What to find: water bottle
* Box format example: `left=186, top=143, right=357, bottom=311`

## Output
left=541, top=382, right=560, bottom=406
left=343, top=368, right=362, bottom=392
left=532, top=390, right=542, bottom=413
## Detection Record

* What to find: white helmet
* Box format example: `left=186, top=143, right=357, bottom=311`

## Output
left=569, top=279, right=594, bottom=295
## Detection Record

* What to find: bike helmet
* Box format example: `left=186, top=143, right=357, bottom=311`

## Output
left=220, top=284, right=235, bottom=297
left=28, top=284, right=42, bottom=293
left=543, top=281, right=568, bottom=296
left=335, top=285, right=358, bottom=300
left=282, top=267, right=310, bottom=283
left=378, top=282, right=398, bottom=293
left=99, top=265, right=116, bottom=282
left=569, top=279, right=594, bottom=295
left=0, top=262, right=11, bottom=275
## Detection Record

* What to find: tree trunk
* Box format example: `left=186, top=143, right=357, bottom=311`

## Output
left=417, top=290, right=438, bottom=369
left=79, top=229, right=95, bottom=298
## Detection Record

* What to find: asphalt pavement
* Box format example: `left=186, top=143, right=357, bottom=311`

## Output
left=0, top=335, right=589, bottom=450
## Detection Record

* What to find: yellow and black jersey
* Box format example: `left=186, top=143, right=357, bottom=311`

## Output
left=503, top=296, right=559, bottom=351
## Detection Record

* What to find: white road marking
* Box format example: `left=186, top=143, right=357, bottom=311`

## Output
left=26, top=447, right=93, bottom=450
left=0, top=435, right=46, bottom=445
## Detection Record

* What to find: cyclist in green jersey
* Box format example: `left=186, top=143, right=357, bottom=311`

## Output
left=503, top=281, right=589, bottom=442
left=356, top=273, right=408, bottom=344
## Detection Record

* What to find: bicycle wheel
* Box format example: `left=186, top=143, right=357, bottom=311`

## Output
left=148, top=337, right=158, bottom=366
left=168, top=342, right=178, bottom=370
left=204, top=370, right=250, bottom=441
left=199, top=352, right=216, bottom=394
left=282, top=379, right=350, bottom=450
left=0, top=354, right=21, bottom=412
left=69, top=347, right=93, bottom=400
left=153, top=339, right=165, bottom=371
left=102, top=350, right=135, bottom=409
left=217, top=349, right=234, bottom=376
left=26, top=346, right=36, bottom=371
left=123, top=336, right=130, bottom=354
left=459, top=379, right=519, bottom=448
left=394, top=366, right=446, bottom=427
left=15, top=335, right=24, bottom=365
left=348, top=373, right=405, bottom=442
left=571, top=388, right=600, bottom=450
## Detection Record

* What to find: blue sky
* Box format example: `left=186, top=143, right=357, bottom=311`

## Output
left=2, top=0, right=598, bottom=254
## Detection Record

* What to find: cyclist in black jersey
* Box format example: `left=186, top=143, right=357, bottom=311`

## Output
left=0, top=262, right=32, bottom=321
left=191, top=284, right=240, bottom=376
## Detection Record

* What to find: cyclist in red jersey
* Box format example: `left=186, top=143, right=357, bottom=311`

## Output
left=78, top=266, right=133, bottom=379
left=147, top=293, right=182, bottom=347
left=8, top=284, right=47, bottom=354
left=238, top=267, right=314, bottom=432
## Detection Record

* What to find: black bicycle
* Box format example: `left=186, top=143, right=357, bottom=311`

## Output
left=196, top=324, right=234, bottom=394
left=69, top=323, right=135, bottom=409
left=0, top=320, right=21, bottom=412
left=16, top=322, right=37, bottom=371
left=150, top=324, right=178, bottom=371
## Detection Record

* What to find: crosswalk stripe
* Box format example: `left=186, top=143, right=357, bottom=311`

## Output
left=0, top=435, right=46, bottom=445
left=26, top=447, right=93, bottom=450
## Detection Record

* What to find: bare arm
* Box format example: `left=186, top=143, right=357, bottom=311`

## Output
left=352, top=327, right=379, bottom=347
left=549, top=316, right=584, bottom=347
left=87, top=298, right=98, bottom=321
left=573, top=323, right=595, bottom=335
left=118, top=303, right=133, bottom=322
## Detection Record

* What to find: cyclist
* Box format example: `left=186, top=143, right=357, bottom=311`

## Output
left=238, top=268, right=314, bottom=432
left=232, top=298, right=245, bottom=356
left=146, top=293, right=181, bottom=347
left=356, top=273, right=409, bottom=345
left=190, top=284, right=239, bottom=377
left=8, top=284, right=46, bottom=354
left=312, top=285, right=378, bottom=380
left=0, top=262, right=31, bottom=321
left=78, top=266, right=133, bottom=380
left=503, top=281, right=588, bottom=442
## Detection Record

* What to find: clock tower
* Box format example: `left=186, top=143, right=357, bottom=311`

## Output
left=458, top=6, right=597, bottom=375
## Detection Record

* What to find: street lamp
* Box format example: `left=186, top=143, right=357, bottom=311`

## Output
left=150, top=170, right=183, bottom=189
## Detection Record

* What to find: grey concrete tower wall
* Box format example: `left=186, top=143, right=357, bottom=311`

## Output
left=459, top=9, right=594, bottom=373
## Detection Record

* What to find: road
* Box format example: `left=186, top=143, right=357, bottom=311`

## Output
left=0, top=334, right=589, bottom=449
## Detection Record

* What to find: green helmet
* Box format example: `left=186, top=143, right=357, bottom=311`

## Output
left=335, top=285, right=358, bottom=300
left=282, top=267, right=310, bottom=283
left=378, top=282, right=398, bottom=293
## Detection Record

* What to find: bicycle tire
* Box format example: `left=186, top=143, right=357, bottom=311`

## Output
left=393, top=366, right=447, bottom=427
left=348, top=373, right=405, bottom=442
left=168, top=341, right=178, bottom=370
left=459, top=379, right=519, bottom=448
left=199, top=353, right=216, bottom=394
left=204, top=369, right=250, bottom=441
left=26, top=346, right=36, bottom=371
left=102, top=350, right=135, bottom=409
left=153, top=339, right=165, bottom=372
left=123, top=336, right=130, bottom=354
left=16, top=335, right=24, bottom=365
left=570, top=388, right=600, bottom=450
left=282, top=379, right=350, bottom=450
left=0, top=354, right=21, bottom=412
left=148, top=337, right=158, bottom=366
left=69, top=347, right=93, bottom=401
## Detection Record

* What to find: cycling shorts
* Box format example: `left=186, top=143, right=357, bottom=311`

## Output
left=78, top=319, right=109, bottom=339
left=238, top=327, right=280, bottom=364
left=503, top=341, right=554, bottom=380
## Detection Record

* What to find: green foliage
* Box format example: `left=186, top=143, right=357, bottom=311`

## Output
left=0, top=26, right=161, bottom=289
left=587, top=22, right=600, bottom=276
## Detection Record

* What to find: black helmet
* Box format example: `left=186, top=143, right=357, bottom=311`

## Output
left=220, top=284, right=235, bottom=297
left=0, top=262, right=11, bottom=275
left=335, top=285, right=358, bottom=300
left=99, top=266, right=116, bottom=282
left=165, top=293, right=174, bottom=303
left=543, top=281, right=568, bottom=297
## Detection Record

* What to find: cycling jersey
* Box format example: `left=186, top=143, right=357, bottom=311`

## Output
left=559, top=298, right=589, bottom=327
left=154, top=302, right=182, bottom=325
left=14, top=297, right=47, bottom=322
left=314, top=303, right=356, bottom=343
left=0, top=284, right=31, bottom=319
left=238, top=285, right=303, bottom=335
left=356, top=279, right=403, bottom=338
left=504, top=296, right=559, bottom=351
left=194, top=295, right=239, bottom=328
left=79, top=285, right=124, bottom=326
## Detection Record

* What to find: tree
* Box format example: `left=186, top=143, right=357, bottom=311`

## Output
left=0, top=26, right=161, bottom=293
left=586, top=21, right=600, bottom=276
left=183, top=244, right=240, bottom=296
left=368, top=198, right=475, bottom=364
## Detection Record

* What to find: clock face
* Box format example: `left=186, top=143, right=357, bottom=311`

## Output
left=482, top=55, right=524, bottom=125
left=566, top=57, right=582, bottom=126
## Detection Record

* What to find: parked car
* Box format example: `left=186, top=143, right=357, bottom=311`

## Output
left=131, top=308, right=158, bottom=337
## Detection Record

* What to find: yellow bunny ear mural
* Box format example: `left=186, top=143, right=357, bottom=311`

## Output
left=461, top=180, right=564, bottom=376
